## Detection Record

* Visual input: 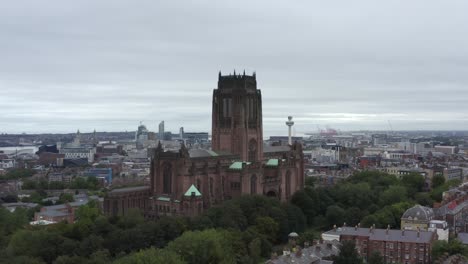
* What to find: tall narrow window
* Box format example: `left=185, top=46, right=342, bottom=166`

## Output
left=163, top=163, right=172, bottom=194
left=248, top=139, right=257, bottom=162
left=285, top=170, right=291, bottom=199
left=223, top=98, right=227, bottom=118
left=221, top=177, right=225, bottom=195
left=197, top=179, right=201, bottom=191
left=249, top=98, right=254, bottom=120
left=251, top=175, right=257, bottom=194
left=209, top=178, right=214, bottom=197
left=227, top=98, right=232, bottom=117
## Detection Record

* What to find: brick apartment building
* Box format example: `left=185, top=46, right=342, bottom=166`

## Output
left=322, top=226, right=437, bottom=264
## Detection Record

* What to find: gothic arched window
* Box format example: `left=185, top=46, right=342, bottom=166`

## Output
left=163, top=163, right=172, bottom=194
left=250, top=174, right=257, bottom=194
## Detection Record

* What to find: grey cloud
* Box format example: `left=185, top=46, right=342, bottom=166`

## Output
left=1, top=0, right=468, bottom=135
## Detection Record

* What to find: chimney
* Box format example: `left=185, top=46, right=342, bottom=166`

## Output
left=304, top=241, right=310, bottom=248
left=355, top=225, right=358, bottom=231
left=343, top=222, right=347, bottom=228
left=327, top=242, right=333, bottom=249
left=358, top=222, right=361, bottom=228
left=386, top=225, right=390, bottom=235
left=417, top=227, right=420, bottom=238
left=315, top=245, right=321, bottom=252
left=402, top=229, right=405, bottom=236
left=333, top=224, right=337, bottom=232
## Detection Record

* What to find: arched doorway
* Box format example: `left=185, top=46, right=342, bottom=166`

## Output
left=266, top=190, right=277, bottom=198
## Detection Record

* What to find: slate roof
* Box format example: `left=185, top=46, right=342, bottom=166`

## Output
left=188, top=149, right=233, bottom=158
left=436, top=200, right=468, bottom=217
left=323, top=227, right=435, bottom=243
left=37, top=210, right=70, bottom=217
left=267, top=240, right=340, bottom=264
left=402, top=205, right=434, bottom=221
left=264, top=145, right=290, bottom=153
left=109, top=186, right=150, bottom=194
left=457, top=233, right=468, bottom=245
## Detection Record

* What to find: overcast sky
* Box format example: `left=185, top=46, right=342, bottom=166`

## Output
left=1, top=0, right=468, bottom=136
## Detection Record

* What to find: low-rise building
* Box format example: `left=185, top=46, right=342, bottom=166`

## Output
left=322, top=226, right=437, bottom=264
left=435, top=146, right=457, bottom=155
left=103, top=186, right=151, bottom=217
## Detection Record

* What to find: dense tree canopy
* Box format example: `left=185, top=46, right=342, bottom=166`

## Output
left=0, top=170, right=465, bottom=263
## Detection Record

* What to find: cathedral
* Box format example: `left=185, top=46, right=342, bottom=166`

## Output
left=104, top=72, right=305, bottom=217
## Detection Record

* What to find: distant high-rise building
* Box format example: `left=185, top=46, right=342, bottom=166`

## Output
left=158, top=121, right=165, bottom=140
left=72, top=129, right=81, bottom=147
left=179, top=127, right=184, bottom=139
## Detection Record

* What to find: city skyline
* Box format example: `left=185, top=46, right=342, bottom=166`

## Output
left=1, top=0, right=468, bottom=134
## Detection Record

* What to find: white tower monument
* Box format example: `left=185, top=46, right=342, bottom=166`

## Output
left=285, top=116, right=294, bottom=145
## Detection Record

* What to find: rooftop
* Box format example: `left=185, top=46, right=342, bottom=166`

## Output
left=184, top=184, right=202, bottom=197
left=402, top=205, right=434, bottom=221
left=323, top=227, right=435, bottom=243
left=229, top=161, right=251, bottom=170
left=109, top=185, right=150, bottom=194
left=264, top=145, right=290, bottom=153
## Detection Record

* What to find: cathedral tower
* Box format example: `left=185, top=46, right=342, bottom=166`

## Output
left=211, top=71, right=263, bottom=162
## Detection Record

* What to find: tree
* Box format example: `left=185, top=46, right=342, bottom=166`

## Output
left=254, top=216, right=279, bottom=243
left=59, top=193, right=75, bottom=204
left=414, top=192, right=434, bottom=207
left=0, top=256, right=46, bottom=264
left=113, top=248, right=185, bottom=264
left=368, top=251, right=384, bottom=264
left=166, top=229, right=238, bottom=264
left=432, top=175, right=445, bottom=189
left=345, top=207, right=365, bottom=227
left=379, top=185, right=407, bottom=206
left=333, top=240, right=363, bottom=264
left=2, top=168, right=34, bottom=180
left=291, top=190, right=317, bottom=225
left=1, top=194, right=18, bottom=203
left=401, top=173, right=425, bottom=198
left=325, top=205, right=345, bottom=227
left=305, top=177, right=315, bottom=187
left=7, top=229, right=78, bottom=263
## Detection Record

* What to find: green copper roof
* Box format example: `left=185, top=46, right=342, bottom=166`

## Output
left=266, top=159, right=279, bottom=167
left=229, top=161, right=251, bottom=170
left=184, top=184, right=202, bottom=197
left=206, top=150, right=218, bottom=156
left=156, top=196, right=171, bottom=202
